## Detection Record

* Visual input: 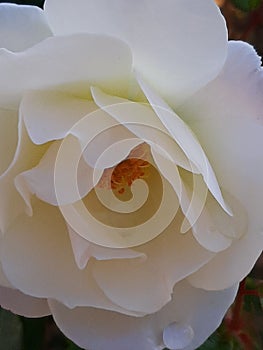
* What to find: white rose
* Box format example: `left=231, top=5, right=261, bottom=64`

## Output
left=0, top=1, right=262, bottom=350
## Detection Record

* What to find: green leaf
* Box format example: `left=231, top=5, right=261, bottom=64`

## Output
left=0, top=308, right=23, bottom=350
left=231, top=0, right=262, bottom=12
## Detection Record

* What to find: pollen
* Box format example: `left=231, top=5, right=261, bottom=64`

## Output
left=97, top=143, right=150, bottom=194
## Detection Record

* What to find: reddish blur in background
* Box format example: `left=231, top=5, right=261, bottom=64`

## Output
left=216, top=0, right=263, bottom=58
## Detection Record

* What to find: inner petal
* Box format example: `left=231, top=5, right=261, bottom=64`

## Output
left=59, top=167, right=179, bottom=249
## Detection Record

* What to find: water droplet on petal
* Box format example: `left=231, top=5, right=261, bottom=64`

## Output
left=163, top=323, right=194, bottom=349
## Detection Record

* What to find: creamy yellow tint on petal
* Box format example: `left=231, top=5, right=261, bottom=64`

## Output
left=44, top=0, right=227, bottom=106
left=0, top=109, right=18, bottom=175
left=0, top=200, right=145, bottom=316
left=0, top=119, right=49, bottom=231
left=0, top=34, right=132, bottom=109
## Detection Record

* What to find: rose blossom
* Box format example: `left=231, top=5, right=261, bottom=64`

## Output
left=0, top=1, right=262, bottom=349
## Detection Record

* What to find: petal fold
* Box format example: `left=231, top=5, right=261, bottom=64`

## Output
left=48, top=280, right=238, bottom=350
left=0, top=34, right=132, bottom=109
left=0, top=108, right=18, bottom=175
left=0, top=3, right=52, bottom=51
left=0, top=286, right=50, bottom=317
left=0, top=117, right=48, bottom=231
left=0, top=200, right=144, bottom=316
left=68, top=226, right=146, bottom=270
left=188, top=232, right=263, bottom=290
left=179, top=41, right=263, bottom=288
left=45, top=0, right=227, bottom=106
left=21, top=90, right=98, bottom=144
left=136, top=77, right=231, bottom=216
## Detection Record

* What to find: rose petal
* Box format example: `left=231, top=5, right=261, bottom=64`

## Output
left=91, top=86, right=198, bottom=173
left=180, top=170, right=245, bottom=252
left=137, top=76, right=232, bottom=216
left=188, top=233, right=262, bottom=290
left=22, top=91, right=136, bottom=170
left=0, top=262, right=13, bottom=288
left=179, top=41, right=263, bottom=288
left=44, top=0, right=227, bottom=106
left=54, top=107, right=138, bottom=170
left=0, top=286, right=50, bottom=317
left=58, top=165, right=182, bottom=249
left=0, top=3, right=52, bottom=52
left=135, top=209, right=215, bottom=292
left=92, top=206, right=214, bottom=314
left=15, top=141, right=94, bottom=207
left=21, top=90, right=98, bottom=145
left=179, top=41, right=263, bottom=125
left=150, top=149, right=206, bottom=238
left=190, top=187, right=248, bottom=253
left=53, top=134, right=145, bottom=217
left=151, top=150, right=244, bottom=253
left=0, top=199, right=143, bottom=316
left=0, top=109, right=18, bottom=175
left=0, top=33, right=132, bottom=109
left=68, top=225, right=145, bottom=270
left=93, top=256, right=173, bottom=315
left=0, top=115, right=49, bottom=231
left=48, top=280, right=238, bottom=350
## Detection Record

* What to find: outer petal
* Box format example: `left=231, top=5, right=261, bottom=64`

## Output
left=92, top=208, right=215, bottom=315
left=0, top=33, right=132, bottom=109
left=0, top=116, right=49, bottom=231
left=0, top=3, right=52, bottom=52
left=48, top=280, right=238, bottom=350
left=0, top=286, right=50, bottom=318
left=179, top=42, right=263, bottom=289
left=44, top=0, right=227, bottom=106
left=188, top=233, right=262, bottom=290
left=92, top=255, right=173, bottom=315
left=136, top=77, right=231, bottom=216
left=0, top=199, right=144, bottom=316
left=0, top=109, right=18, bottom=175
left=0, top=263, right=13, bottom=288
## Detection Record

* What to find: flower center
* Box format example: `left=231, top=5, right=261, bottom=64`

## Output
left=97, top=143, right=150, bottom=194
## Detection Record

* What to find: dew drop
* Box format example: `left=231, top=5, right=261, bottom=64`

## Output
left=163, top=323, right=194, bottom=349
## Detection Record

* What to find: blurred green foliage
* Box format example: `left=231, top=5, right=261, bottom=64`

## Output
left=0, top=308, right=23, bottom=350
left=197, top=332, right=239, bottom=350
left=231, top=0, right=262, bottom=12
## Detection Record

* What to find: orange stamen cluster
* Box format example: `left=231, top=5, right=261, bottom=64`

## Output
left=97, top=143, right=150, bottom=194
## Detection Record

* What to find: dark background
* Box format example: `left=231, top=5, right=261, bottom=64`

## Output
left=0, top=1, right=262, bottom=349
